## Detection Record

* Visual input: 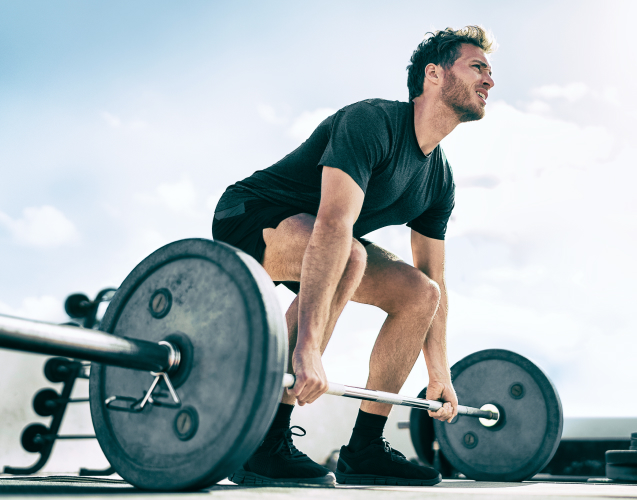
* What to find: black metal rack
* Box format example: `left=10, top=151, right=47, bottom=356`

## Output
left=3, top=288, right=117, bottom=476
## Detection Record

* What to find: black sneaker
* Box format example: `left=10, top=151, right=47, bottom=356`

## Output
left=335, top=437, right=441, bottom=486
left=229, top=426, right=335, bottom=487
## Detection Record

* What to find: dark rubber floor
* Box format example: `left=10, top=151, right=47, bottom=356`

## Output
left=0, top=475, right=636, bottom=498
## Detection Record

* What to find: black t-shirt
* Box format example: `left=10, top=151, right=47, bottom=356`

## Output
left=218, top=99, right=455, bottom=240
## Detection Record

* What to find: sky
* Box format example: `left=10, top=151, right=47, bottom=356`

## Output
left=1, top=0, right=636, bottom=470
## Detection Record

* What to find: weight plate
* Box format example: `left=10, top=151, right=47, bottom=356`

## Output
left=606, top=463, right=637, bottom=482
left=89, top=239, right=287, bottom=491
left=33, top=388, right=60, bottom=416
left=433, top=349, right=563, bottom=482
left=44, top=357, right=78, bottom=383
left=606, top=450, right=637, bottom=465
left=409, top=387, right=455, bottom=477
left=21, top=423, right=50, bottom=453
left=64, top=293, right=91, bottom=318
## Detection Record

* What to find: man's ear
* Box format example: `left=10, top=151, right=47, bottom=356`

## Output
left=424, top=63, right=441, bottom=86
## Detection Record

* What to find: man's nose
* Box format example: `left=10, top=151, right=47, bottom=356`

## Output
left=484, top=74, right=495, bottom=89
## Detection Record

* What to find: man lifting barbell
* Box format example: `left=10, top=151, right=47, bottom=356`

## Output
left=212, top=26, right=495, bottom=486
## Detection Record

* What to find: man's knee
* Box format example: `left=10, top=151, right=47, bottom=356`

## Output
left=387, top=268, right=440, bottom=315
left=346, top=239, right=368, bottom=278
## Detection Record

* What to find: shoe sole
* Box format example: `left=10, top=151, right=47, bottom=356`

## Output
left=230, top=469, right=336, bottom=487
left=335, top=471, right=442, bottom=486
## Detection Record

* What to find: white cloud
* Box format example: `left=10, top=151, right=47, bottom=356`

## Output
left=524, top=99, right=551, bottom=115
left=132, top=228, right=169, bottom=258
left=0, top=295, right=67, bottom=323
left=531, top=83, right=621, bottom=108
left=601, top=86, right=620, bottom=106
left=431, top=102, right=637, bottom=416
left=288, top=108, right=336, bottom=142
left=445, top=290, right=637, bottom=416
left=455, top=175, right=500, bottom=189
left=156, top=178, right=197, bottom=213
left=101, top=111, right=121, bottom=128
left=443, top=100, right=614, bottom=187
left=136, top=178, right=198, bottom=214
left=257, top=104, right=287, bottom=125
left=482, top=265, right=547, bottom=286
left=532, top=82, right=589, bottom=102
left=0, top=206, right=80, bottom=248
left=204, top=191, right=223, bottom=213
left=101, top=111, right=148, bottom=131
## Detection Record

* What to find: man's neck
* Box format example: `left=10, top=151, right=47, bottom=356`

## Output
left=413, top=97, right=459, bottom=156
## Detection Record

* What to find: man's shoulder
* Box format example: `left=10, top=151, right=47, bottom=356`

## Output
left=333, top=99, right=410, bottom=137
left=340, top=98, right=410, bottom=116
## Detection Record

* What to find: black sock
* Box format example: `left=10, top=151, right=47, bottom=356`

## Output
left=347, top=409, right=388, bottom=452
left=265, top=403, right=294, bottom=439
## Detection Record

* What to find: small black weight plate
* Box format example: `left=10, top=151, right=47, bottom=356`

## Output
left=606, top=450, right=637, bottom=465
left=90, top=239, right=287, bottom=491
left=21, top=423, right=50, bottom=453
left=33, top=388, right=60, bottom=416
left=44, top=357, right=77, bottom=383
left=64, top=293, right=91, bottom=318
left=606, top=463, right=637, bottom=482
left=433, top=349, right=563, bottom=482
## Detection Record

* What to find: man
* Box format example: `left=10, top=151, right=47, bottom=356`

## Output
left=213, top=26, right=495, bottom=486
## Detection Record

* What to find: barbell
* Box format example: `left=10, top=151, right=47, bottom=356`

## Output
left=0, top=238, right=563, bottom=490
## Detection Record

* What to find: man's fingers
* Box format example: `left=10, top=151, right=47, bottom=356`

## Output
left=289, top=379, right=305, bottom=398
left=427, top=402, right=454, bottom=422
left=291, top=378, right=328, bottom=405
left=289, top=380, right=310, bottom=405
left=438, top=403, right=451, bottom=420
left=305, top=381, right=329, bottom=404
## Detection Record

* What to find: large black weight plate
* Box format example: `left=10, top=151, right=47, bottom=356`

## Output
left=433, top=349, right=563, bottom=482
left=409, top=387, right=454, bottom=477
left=89, top=239, right=287, bottom=491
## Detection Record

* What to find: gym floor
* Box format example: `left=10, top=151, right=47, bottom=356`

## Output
left=0, top=476, right=636, bottom=499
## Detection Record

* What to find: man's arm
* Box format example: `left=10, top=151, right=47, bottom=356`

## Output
left=411, top=229, right=458, bottom=423
left=289, top=166, right=365, bottom=405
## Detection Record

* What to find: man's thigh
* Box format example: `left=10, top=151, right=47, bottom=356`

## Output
left=262, top=213, right=371, bottom=283
left=262, top=213, right=316, bottom=282
left=352, top=243, right=428, bottom=314
left=264, top=215, right=427, bottom=312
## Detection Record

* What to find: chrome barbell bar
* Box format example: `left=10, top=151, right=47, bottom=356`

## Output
left=0, top=313, right=498, bottom=421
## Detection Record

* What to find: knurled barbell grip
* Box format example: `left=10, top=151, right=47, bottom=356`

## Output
left=282, top=373, right=498, bottom=421
left=0, top=313, right=178, bottom=373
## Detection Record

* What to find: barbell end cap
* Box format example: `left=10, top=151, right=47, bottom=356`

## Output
left=282, top=373, right=295, bottom=389
left=478, top=404, right=501, bottom=427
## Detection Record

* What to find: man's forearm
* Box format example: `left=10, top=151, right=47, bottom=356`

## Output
left=423, top=278, right=450, bottom=381
left=297, top=220, right=352, bottom=350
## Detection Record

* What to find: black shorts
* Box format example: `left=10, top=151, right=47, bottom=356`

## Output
left=212, top=198, right=371, bottom=294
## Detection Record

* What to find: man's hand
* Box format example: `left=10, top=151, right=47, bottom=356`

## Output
left=288, top=346, right=329, bottom=405
left=426, top=379, right=458, bottom=423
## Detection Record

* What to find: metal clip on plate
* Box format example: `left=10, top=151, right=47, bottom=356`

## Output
left=105, top=371, right=181, bottom=413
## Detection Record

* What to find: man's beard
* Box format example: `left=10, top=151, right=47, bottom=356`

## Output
left=441, top=70, right=485, bottom=122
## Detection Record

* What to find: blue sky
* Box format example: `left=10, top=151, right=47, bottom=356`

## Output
left=1, top=1, right=636, bottom=467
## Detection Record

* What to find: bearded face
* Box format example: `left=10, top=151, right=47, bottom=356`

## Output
left=440, top=69, right=485, bottom=122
